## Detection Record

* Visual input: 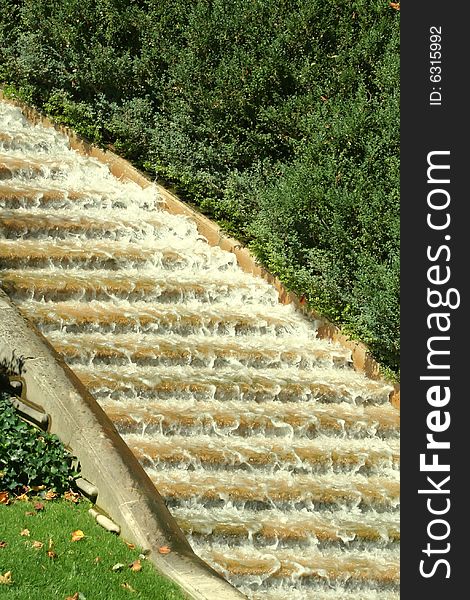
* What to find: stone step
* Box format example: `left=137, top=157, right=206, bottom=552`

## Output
left=50, top=331, right=352, bottom=370
left=101, top=399, right=399, bottom=440
left=74, top=363, right=392, bottom=405
left=125, top=433, right=399, bottom=475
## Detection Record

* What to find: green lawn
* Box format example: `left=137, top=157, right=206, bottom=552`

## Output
left=0, top=496, right=186, bottom=600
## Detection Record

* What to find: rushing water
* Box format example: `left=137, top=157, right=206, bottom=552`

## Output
left=0, top=101, right=400, bottom=598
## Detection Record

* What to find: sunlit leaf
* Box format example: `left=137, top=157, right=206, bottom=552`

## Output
left=129, top=559, right=142, bottom=572
left=0, top=571, right=12, bottom=585
left=71, top=530, right=85, bottom=542
left=64, top=490, right=80, bottom=503
left=31, top=485, right=46, bottom=492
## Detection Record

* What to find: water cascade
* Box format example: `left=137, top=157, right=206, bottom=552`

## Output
left=0, top=102, right=399, bottom=599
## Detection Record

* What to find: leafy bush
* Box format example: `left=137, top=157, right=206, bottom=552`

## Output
left=0, top=392, right=78, bottom=493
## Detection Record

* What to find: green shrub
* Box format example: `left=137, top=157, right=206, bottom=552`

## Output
left=0, top=392, right=78, bottom=493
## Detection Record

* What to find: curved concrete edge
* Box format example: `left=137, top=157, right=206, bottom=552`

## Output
left=0, top=90, right=400, bottom=409
left=0, top=290, right=246, bottom=600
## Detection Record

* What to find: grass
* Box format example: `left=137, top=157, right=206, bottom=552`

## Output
left=0, top=495, right=186, bottom=600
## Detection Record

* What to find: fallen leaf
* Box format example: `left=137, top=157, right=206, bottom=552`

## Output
left=15, top=492, right=29, bottom=502
left=32, top=540, right=44, bottom=549
left=20, top=528, right=30, bottom=537
left=125, top=542, right=136, bottom=550
left=112, top=563, right=125, bottom=572
left=0, top=491, right=9, bottom=505
left=25, top=511, right=36, bottom=516
left=65, top=594, right=79, bottom=600
left=31, top=485, right=46, bottom=492
left=94, top=556, right=101, bottom=563
left=64, top=490, right=80, bottom=503
left=0, top=541, right=7, bottom=549
left=121, top=583, right=136, bottom=592
left=389, top=2, right=400, bottom=9
left=45, top=490, right=57, bottom=501
left=158, top=545, right=171, bottom=555
left=47, top=550, right=58, bottom=559
left=71, top=530, right=85, bottom=542
left=129, top=559, right=142, bottom=572
left=0, top=571, right=12, bottom=585
left=34, top=502, right=45, bottom=511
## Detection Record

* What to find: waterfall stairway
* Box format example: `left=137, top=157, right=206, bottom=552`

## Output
left=0, top=101, right=399, bottom=600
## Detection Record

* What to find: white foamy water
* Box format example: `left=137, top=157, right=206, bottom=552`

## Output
left=0, top=101, right=400, bottom=598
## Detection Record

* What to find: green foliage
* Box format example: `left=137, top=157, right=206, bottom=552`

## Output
left=0, top=392, right=78, bottom=493
left=0, top=0, right=400, bottom=374
left=44, top=89, right=104, bottom=143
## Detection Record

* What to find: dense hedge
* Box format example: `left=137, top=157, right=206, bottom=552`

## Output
left=0, top=0, right=400, bottom=375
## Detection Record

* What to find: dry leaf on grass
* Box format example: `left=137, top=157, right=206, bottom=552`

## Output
left=121, top=582, right=136, bottom=592
left=25, top=511, right=36, bottom=516
left=389, top=2, right=400, bottom=9
left=15, top=492, right=29, bottom=502
left=0, top=491, right=9, bottom=505
left=64, top=491, right=80, bottom=503
left=125, top=542, right=136, bottom=550
left=0, top=571, right=12, bottom=585
left=34, top=502, right=45, bottom=511
left=71, top=530, right=85, bottom=542
left=129, top=559, right=142, bottom=572
left=0, top=541, right=7, bottom=549
left=112, top=563, right=125, bottom=572
left=32, top=540, right=44, bottom=549
left=45, top=490, right=57, bottom=501
left=158, top=545, right=171, bottom=555
left=65, top=594, right=79, bottom=600
left=20, top=528, right=30, bottom=537
left=48, top=538, right=58, bottom=558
